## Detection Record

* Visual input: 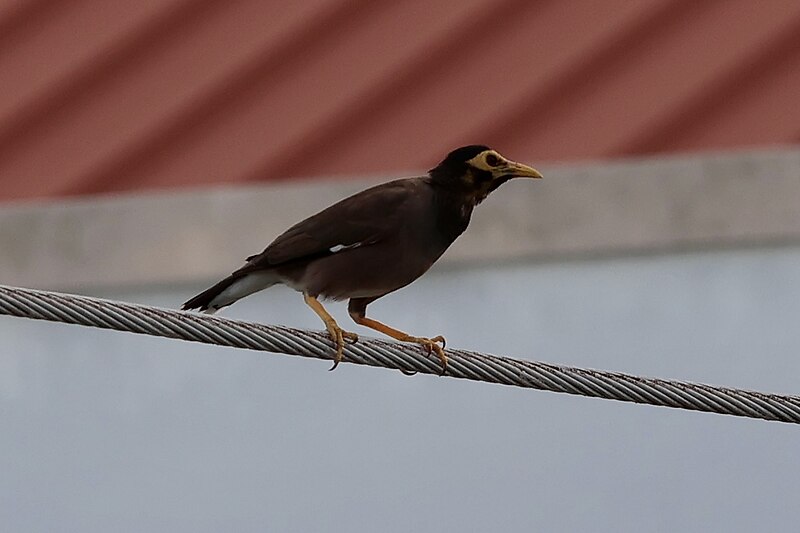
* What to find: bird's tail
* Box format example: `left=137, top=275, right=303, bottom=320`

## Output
left=182, top=270, right=279, bottom=313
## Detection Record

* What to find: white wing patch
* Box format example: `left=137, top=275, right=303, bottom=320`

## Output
left=329, top=242, right=363, bottom=253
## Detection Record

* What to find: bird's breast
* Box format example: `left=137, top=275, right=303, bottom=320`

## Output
left=285, top=184, right=471, bottom=300
left=296, top=241, right=434, bottom=300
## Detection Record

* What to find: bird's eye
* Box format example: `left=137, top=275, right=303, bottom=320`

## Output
left=485, top=153, right=500, bottom=167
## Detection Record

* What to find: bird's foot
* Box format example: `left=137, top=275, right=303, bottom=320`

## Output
left=402, top=335, right=448, bottom=375
left=325, top=325, right=359, bottom=371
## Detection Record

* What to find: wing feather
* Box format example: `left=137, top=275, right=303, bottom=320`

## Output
left=243, top=178, right=420, bottom=269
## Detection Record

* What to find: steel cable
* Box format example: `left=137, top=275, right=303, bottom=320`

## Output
left=1, top=284, right=798, bottom=424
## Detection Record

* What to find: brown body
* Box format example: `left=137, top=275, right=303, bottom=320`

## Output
left=183, top=146, right=542, bottom=372
left=275, top=178, right=463, bottom=302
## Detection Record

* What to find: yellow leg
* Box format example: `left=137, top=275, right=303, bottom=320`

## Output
left=351, top=315, right=447, bottom=375
left=303, top=293, right=358, bottom=370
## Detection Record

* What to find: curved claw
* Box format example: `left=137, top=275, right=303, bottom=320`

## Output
left=432, top=335, right=446, bottom=350
left=429, top=341, right=448, bottom=377
left=325, top=326, right=358, bottom=372
left=412, top=336, right=447, bottom=376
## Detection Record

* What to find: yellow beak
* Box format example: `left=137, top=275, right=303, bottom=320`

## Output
left=505, top=160, right=543, bottom=179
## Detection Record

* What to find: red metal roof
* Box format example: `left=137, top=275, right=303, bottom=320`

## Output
left=1, top=0, right=799, bottom=201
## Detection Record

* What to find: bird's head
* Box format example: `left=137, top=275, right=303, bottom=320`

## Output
left=428, top=145, right=542, bottom=204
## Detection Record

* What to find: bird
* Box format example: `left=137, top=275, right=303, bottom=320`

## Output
left=182, top=145, right=542, bottom=374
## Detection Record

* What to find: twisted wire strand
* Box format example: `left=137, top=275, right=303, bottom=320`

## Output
left=1, top=284, right=798, bottom=424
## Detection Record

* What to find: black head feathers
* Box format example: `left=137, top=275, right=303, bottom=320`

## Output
left=429, top=145, right=491, bottom=182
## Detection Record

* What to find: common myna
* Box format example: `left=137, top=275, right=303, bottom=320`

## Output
left=182, top=146, right=542, bottom=373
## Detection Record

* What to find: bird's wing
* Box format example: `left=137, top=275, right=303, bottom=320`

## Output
left=243, top=178, right=420, bottom=269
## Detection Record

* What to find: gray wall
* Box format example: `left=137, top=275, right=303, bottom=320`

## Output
left=2, top=248, right=800, bottom=532
left=1, top=150, right=799, bottom=532
left=2, top=149, right=799, bottom=290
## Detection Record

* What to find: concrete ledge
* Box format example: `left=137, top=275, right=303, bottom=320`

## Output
left=1, top=149, right=799, bottom=290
